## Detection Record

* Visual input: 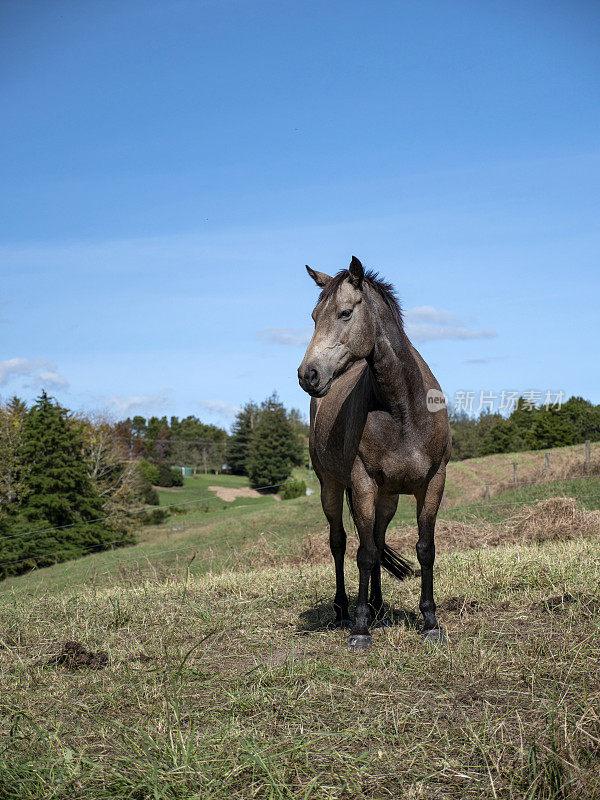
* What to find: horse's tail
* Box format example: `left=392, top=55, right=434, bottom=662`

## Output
left=345, top=488, right=413, bottom=581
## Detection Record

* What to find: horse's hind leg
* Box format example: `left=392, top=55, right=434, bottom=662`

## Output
left=370, top=493, right=399, bottom=621
left=320, top=477, right=350, bottom=626
left=415, top=466, right=446, bottom=640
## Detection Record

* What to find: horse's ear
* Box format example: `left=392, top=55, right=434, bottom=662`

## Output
left=349, top=256, right=364, bottom=288
left=306, top=265, right=332, bottom=288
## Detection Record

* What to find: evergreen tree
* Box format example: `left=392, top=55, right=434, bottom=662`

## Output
left=246, top=393, right=301, bottom=489
left=0, top=392, right=131, bottom=578
left=0, top=396, right=27, bottom=507
left=227, top=402, right=258, bottom=475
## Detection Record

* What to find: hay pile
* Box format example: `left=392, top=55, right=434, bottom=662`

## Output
left=513, top=496, right=600, bottom=543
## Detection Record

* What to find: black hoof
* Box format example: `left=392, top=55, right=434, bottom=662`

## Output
left=422, top=627, right=447, bottom=644
left=348, top=633, right=372, bottom=651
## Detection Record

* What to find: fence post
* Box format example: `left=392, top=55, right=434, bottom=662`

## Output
left=586, top=440, right=591, bottom=476
left=545, top=452, right=550, bottom=480
left=513, top=462, right=518, bottom=487
left=484, top=483, right=490, bottom=500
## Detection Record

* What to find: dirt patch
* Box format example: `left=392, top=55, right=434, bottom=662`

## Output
left=208, top=485, right=263, bottom=502
left=439, top=596, right=481, bottom=615
left=38, top=641, right=109, bottom=670
left=531, top=593, right=600, bottom=616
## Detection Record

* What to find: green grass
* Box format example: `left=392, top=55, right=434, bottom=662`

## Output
left=157, top=472, right=283, bottom=515
left=1, top=490, right=326, bottom=597
left=1, top=537, right=599, bottom=799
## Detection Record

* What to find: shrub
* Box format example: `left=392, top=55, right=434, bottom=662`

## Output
left=138, top=508, right=169, bottom=526
left=139, top=460, right=160, bottom=485
left=170, top=468, right=184, bottom=487
left=156, top=464, right=174, bottom=487
left=280, top=479, right=306, bottom=500
left=141, top=483, right=159, bottom=505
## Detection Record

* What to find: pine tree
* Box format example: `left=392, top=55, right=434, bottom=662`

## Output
left=0, top=392, right=131, bottom=579
left=227, top=402, right=258, bottom=475
left=0, top=396, right=27, bottom=507
left=246, top=393, right=300, bottom=489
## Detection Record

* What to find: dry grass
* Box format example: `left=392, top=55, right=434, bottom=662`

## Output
left=1, top=533, right=600, bottom=799
left=300, top=497, right=600, bottom=568
left=446, top=442, right=600, bottom=504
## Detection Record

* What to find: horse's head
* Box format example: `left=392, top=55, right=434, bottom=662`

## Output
left=298, top=257, right=376, bottom=397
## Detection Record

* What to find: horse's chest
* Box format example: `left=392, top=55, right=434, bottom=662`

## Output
left=359, top=413, right=433, bottom=491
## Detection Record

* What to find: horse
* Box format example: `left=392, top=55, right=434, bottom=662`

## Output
left=298, top=257, right=451, bottom=650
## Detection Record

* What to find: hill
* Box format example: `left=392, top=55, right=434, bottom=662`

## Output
left=2, top=441, right=599, bottom=596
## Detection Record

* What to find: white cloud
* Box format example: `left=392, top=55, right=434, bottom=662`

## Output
left=258, top=309, right=495, bottom=347
left=197, top=399, right=241, bottom=420
left=35, top=369, right=70, bottom=388
left=258, top=327, right=312, bottom=347
left=0, top=358, right=69, bottom=389
left=404, top=305, right=463, bottom=326
left=105, top=391, right=172, bottom=417
left=404, top=307, right=497, bottom=343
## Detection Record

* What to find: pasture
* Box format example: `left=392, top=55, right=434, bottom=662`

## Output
left=1, top=443, right=599, bottom=798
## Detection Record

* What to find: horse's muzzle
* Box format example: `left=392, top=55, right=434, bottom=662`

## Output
left=298, top=366, right=332, bottom=397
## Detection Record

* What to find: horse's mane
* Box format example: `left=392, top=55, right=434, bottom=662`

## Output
left=318, top=269, right=403, bottom=327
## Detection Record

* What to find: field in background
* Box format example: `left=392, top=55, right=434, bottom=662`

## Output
left=2, top=444, right=599, bottom=597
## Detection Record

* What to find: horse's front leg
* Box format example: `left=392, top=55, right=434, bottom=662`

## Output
left=320, top=478, right=350, bottom=626
left=370, top=493, right=400, bottom=622
left=415, top=466, right=446, bottom=642
left=348, top=473, right=378, bottom=650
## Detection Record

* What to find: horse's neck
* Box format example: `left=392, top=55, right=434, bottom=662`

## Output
left=366, top=300, right=427, bottom=427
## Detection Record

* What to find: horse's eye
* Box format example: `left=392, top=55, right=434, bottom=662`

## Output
left=339, top=309, right=352, bottom=320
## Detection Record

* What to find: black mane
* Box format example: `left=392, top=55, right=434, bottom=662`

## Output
left=318, top=269, right=403, bottom=326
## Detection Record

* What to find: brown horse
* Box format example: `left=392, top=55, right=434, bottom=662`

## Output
left=298, top=257, right=451, bottom=650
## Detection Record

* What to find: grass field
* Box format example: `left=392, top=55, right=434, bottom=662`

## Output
left=1, top=537, right=599, bottom=799
left=1, top=446, right=600, bottom=798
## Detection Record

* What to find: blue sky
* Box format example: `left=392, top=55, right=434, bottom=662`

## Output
left=1, top=0, right=599, bottom=428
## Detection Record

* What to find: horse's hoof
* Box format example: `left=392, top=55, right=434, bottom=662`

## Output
left=422, top=627, right=447, bottom=645
left=348, top=634, right=372, bottom=650
left=336, top=619, right=353, bottom=629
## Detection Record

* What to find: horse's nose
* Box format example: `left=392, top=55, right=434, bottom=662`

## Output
left=298, top=366, right=320, bottom=390
left=306, top=367, right=320, bottom=388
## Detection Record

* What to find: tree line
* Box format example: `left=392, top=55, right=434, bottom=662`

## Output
left=2, top=389, right=598, bottom=579
left=450, top=396, right=600, bottom=460
left=0, top=391, right=308, bottom=578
